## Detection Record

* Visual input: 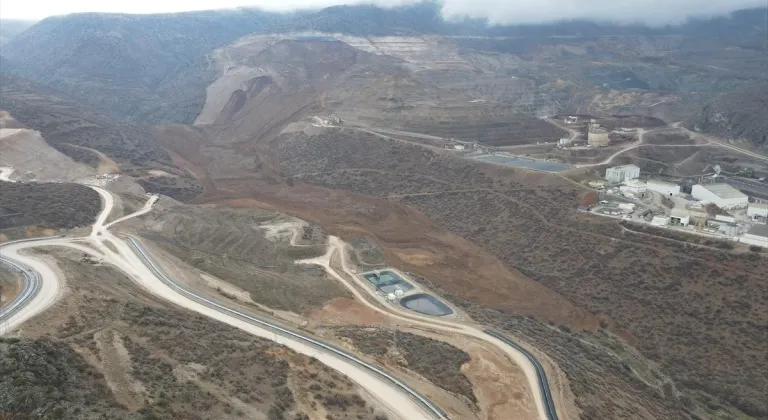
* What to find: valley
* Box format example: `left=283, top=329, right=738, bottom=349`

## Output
left=1, top=3, right=767, bottom=420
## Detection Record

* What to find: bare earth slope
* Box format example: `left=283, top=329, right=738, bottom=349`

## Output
left=0, top=124, right=95, bottom=182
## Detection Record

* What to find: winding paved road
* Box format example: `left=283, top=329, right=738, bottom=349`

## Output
left=299, top=237, right=559, bottom=420
left=0, top=185, right=445, bottom=420
left=0, top=183, right=564, bottom=420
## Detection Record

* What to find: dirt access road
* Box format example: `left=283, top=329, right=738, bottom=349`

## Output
left=577, top=125, right=768, bottom=168
left=299, top=236, right=557, bottom=420
left=0, top=185, right=442, bottom=420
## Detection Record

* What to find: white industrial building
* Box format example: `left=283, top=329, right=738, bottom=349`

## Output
left=741, top=224, right=768, bottom=248
left=620, top=179, right=646, bottom=196
left=720, top=223, right=739, bottom=236
left=605, top=164, right=640, bottom=183
left=691, top=184, right=749, bottom=209
left=670, top=208, right=690, bottom=226
left=747, top=203, right=768, bottom=219
left=715, top=214, right=736, bottom=224
left=646, top=179, right=681, bottom=196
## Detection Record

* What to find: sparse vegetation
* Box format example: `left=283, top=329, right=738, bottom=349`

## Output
left=0, top=73, right=172, bottom=167
left=0, top=338, right=138, bottom=419
left=347, top=237, right=386, bottom=268
left=140, top=202, right=348, bottom=313
left=685, top=81, right=768, bottom=149
left=0, top=182, right=101, bottom=230
left=276, top=128, right=768, bottom=419
left=14, top=250, right=385, bottom=420
left=334, top=327, right=477, bottom=404
left=137, top=178, right=204, bottom=202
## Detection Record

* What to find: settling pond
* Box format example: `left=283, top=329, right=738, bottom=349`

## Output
left=400, top=293, right=454, bottom=317
left=472, top=154, right=571, bottom=173
left=362, top=270, right=414, bottom=294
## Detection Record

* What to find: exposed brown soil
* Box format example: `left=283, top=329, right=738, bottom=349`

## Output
left=462, top=342, right=537, bottom=420
left=207, top=183, right=597, bottom=329
left=152, top=114, right=768, bottom=418
left=144, top=35, right=768, bottom=420
left=309, top=297, right=391, bottom=327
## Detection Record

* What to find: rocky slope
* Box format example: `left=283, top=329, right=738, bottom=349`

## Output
left=1, top=10, right=292, bottom=123
left=685, top=81, right=768, bottom=149
left=3, top=4, right=766, bottom=134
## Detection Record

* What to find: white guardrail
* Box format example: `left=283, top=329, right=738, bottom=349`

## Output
left=124, top=236, right=450, bottom=420
left=0, top=236, right=63, bottom=323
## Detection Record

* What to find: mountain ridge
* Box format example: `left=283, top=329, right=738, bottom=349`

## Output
left=2, top=3, right=766, bottom=147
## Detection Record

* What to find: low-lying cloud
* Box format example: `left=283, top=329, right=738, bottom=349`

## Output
left=2, top=0, right=765, bottom=25
left=437, top=0, right=767, bottom=25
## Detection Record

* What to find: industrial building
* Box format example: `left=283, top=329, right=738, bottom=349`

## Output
left=747, top=203, right=768, bottom=219
left=741, top=224, right=768, bottom=248
left=691, top=184, right=749, bottom=209
left=689, top=210, right=708, bottom=227
left=720, top=223, right=739, bottom=236
left=605, top=164, right=640, bottom=183
left=646, top=179, right=681, bottom=196
left=670, top=208, right=690, bottom=226
left=588, top=122, right=610, bottom=147
left=620, top=179, right=646, bottom=195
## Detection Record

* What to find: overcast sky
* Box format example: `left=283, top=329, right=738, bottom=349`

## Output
left=1, top=0, right=764, bottom=25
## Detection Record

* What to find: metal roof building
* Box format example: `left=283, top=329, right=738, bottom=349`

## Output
left=647, top=179, right=681, bottom=196
left=741, top=224, right=768, bottom=247
left=691, top=184, right=749, bottom=209
left=747, top=203, right=768, bottom=218
left=605, top=164, right=640, bottom=183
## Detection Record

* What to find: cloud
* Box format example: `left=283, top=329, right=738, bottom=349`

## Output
left=0, top=0, right=764, bottom=25
left=438, top=0, right=767, bottom=26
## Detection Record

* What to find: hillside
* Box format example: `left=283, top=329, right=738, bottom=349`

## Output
left=685, top=81, right=768, bottom=149
left=0, top=182, right=101, bottom=233
left=1, top=10, right=292, bottom=123
left=0, top=73, right=170, bottom=166
left=4, top=248, right=389, bottom=420
left=3, top=4, right=767, bottom=132
left=1, top=3, right=767, bottom=420
left=0, top=19, right=35, bottom=45
left=0, top=74, right=204, bottom=201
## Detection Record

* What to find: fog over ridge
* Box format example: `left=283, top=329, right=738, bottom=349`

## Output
left=1, top=0, right=765, bottom=25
